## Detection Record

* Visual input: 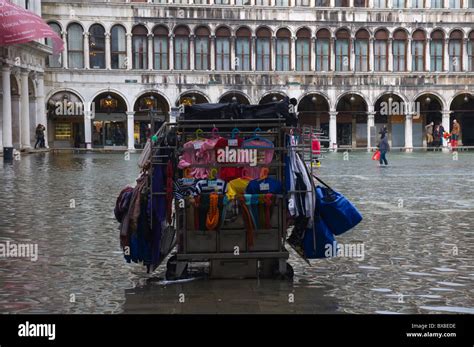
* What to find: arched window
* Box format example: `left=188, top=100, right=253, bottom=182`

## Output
left=393, top=29, right=407, bottom=72
left=374, top=29, right=388, bottom=71
left=430, top=30, right=444, bottom=72
left=47, top=22, right=62, bottom=68
left=153, top=26, right=169, bottom=70
left=195, top=27, right=210, bottom=70
left=355, top=29, right=369, bottom=72
left=296, top=28, right=311, bottom=71
left=469, top=32, right=474, bottom=71
left=174, top=26, right=190, bottom=70
left=412, top=30, right=425, bottom=71
left=256, top=27, right=271, bottom=71
left=235, top=27, right=251, bottom=71
left=67, top=23, right=84, bottom=69
left=276, top=28, right=291, bottom=71
left=132, top=25, right=148, bottom=69
left=111, top=25, right=126, bottom=69
left=432, top=0, right=443, bottom=8
left=335, top=29, right=350, bottom=72
left=89, top=24, right=105, bottom=69
left=450, top=0, right=461, bottom=8
left=316, top=29, right=330, bottom=71
left=449, top=30, right=463, bottom=71
left=334, top=0, right=349, bottom=6
left=215, top=27, right=231, bottom=71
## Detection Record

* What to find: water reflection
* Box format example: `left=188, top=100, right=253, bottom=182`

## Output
left=0, top=152, right=473, bottom=314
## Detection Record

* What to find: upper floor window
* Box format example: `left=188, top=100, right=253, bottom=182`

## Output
left=449, top=30, right=463, bottom=71
left=89, top=24, right=105, bottom=69
left=430, top=30, right=444, bottom=72
left=111, top=25, right=127, bottom=69
left=296, top=28, right=311, bottom=71
left=174, top=26, right=190, bottom=70
left=296, top=0, right=310, bottom=5
left=47, top=22, right=62, bottom=68
left=256, top=27, right=271, bottom=71
left=195, top=26, right=210, bottom=70
left=449, top=0, right=461, bottom=7
left=374, top=0, right=387, bottom=7
left=393, top=0, right=405, bottom=7
left=275, top=0, right=289, bottom=5
left=67, top=23, right=84, bottom=69
left=316, top=29, right=330, bottom=71
left=334, top=0, right=349, bottom=6
left=215, top=27, right=231, bottom=71
left=355, top=29, right=369, bottom=72
left=470, top=0, right=474, bottom=7
left=374, top=29, right=388, bottom=72
left=153, top=25, right=169, bottom=70
left=393, top=29, right=407, bottom=72
left=255, top=0, right=270, bottom=4
left=132, top=25, right=148, bottom=69
left=315, top=0, right=330, bottom=4
left=335, top=29, right=350, bottom=72
left=173, top=0, right=188, bottom=4
left=276, top=28, right=291, bottom=71
left=354, top=0, right=367, bottom=6
left=194, top=0, right=209, bottom=4
left=412, top=30, right=426, bottom=72
left=468, top=32, right=474, bottom=71
left=235, top=0, right=251, bottom=4
left=411, top=0, right=424, bottom=8
left=235, top=27, right=251, bottom=70
left=431, top=0, right=444, bottom=8
left=215, top=0, right=230, bottom=4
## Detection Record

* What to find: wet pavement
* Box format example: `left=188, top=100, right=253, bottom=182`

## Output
left=0, top=151, right=473, bottom=314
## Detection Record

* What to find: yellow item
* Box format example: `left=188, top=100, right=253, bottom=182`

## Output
left=226, top=178, right=250, bottom=200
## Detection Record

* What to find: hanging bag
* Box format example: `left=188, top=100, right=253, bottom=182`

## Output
left=372, top=150, right=380, bottom=161
left=313, top=175, right=363, bottom=236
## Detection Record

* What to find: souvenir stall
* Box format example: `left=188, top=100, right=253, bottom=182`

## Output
left=114, top=97, right=361, bottom=280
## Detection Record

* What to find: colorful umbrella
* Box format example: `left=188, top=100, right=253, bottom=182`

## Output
left=0, top=0, right=63, bottom=54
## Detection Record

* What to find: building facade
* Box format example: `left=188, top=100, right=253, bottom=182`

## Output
left=1, top=0, right=51, bottom=152
left=37, top=0, right=474, bottom=150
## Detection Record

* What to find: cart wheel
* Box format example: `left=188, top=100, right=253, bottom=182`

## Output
left=166, top=255, right=188, bottom=280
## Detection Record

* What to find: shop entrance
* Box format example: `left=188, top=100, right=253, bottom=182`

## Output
left=92, top=120, right=126, bottom=147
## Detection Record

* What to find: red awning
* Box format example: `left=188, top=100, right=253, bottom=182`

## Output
left=0, top=0, right=63, bottom=54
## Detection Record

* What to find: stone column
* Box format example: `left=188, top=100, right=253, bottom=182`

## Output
left=84, top=32, right=90, bottom=69
left=425, top=38, right=431, bottom=71
left=35, top=73, right=48, bottom=148
left=127, top=111, right=135, bottom=151
left=271, top=36, right=276, bottom=71
left=442, top=110, right=451, bottom=148
left=105, top=32, right=111, bottom=70
left=462, top=38, right=468, bottom=72
left=369, top=37, right=374, bottom=71
left=251, top=36, right=256, bottom=71
left=350, top=35, right=355, bottom=71
left=290, top=36, right=296, bottom=71
left=20, top=70, right=31, bottom=149
left=388, top=38, right=393, bottom=71
left=189, top=34, right=195, bottom=70
left=406, top=37, right=412, bottom=72
left=169, top=34, right=175, bottom=70
left=330, top=0, right=335, bottom=6
left=84, top=110, right=92, bottom=149
left=210, top=35, right=216, bottom=71
left=126, top=33, right=133, bottom=70
left=62, top=31, right=68, bottom=69
left=148, top=33, right=154, bottom=70
left=443, top=38, right=449, bottom=72
left=367, top=111, right=375, bottom=150
left=230, top=36, right=236, bottom=70
left=329, top=110, right=337, bottom=151
left=311, top=36, right=316, bottom=71
left=330, top=38, right=335, bottom=71
left=2, top=65, right=13, bottom=150
left=404, top=113, right=413, bottom=151
left=443, top=0, right=449, bottom=8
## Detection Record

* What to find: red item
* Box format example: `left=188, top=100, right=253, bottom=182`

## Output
left=311, top=136, right=321, bottom=155
left=451, top=140, right=458, bottom=148
left=372, top=150, right=381, bottom=161
left=0, top=0, right=63, bottom=53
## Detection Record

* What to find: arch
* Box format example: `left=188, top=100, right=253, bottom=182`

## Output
left=133, top=91, right=170, bottom=115
left=215, top=25, right=231, bottom=37
left=66, top=21, right=84, bottom=32
left=153, top=25, right=169, bottom=36
left=195, top=25, right=211, bottom=36
left=316, top=28, right=331, bottom=38
left=45, top=88, right=85, bottom=106
left=132, top=24, right=148, bottom=35
left=355, top=28, right=370, bottom=39
left=90, top=88, right=131, bottom=112
left=256, top=26, right=272, bottom=37
left=393, top=28, right=408, bottom=40
left=47, top=21, right=63, bottom=32
left=176, top=90, right=211, bottom=106
left=373, top=91, right=409, bottom=106
left=412, top=28, right=427, bottom=40
left=447, top=27, right=466, bottom=38
left=430, top=28, right=446, bottom=40
left=132, top=90, right=171, bottom=113
left=412, top=91, right=447, bottom=110
left=335, top=91, right=368, bottom=111
left=335, top=28, right=351, bottom=39
left=218, top=91, right=251, bottom=104
left=297, top=91, right=331, bottom=108
left=235, top=26, right=252, bottom=37
left=27, top=76, right=37, bottom=98
left=174, top=25, right=190, bottom=36
left=450, top=92, right=474, bottom=145
left=91, top=91, right=128, bottom=114
left=374, top=28, right=389, bottom=40
left=296, top=26, right=312, bottom=37
left=449, top=29, right=464, bottom=40
left=46, top=89, right=86, bottom=118
left=259, top=91, right=287, bottom=104
left=275, top=26, right=293, bottom=37
left=297, top=93, right=331, bottom=130
left=448, top=91, right=474, bottom=108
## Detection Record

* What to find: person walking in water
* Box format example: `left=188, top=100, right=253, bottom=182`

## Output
left=34, top=124, right=45, bottom=149
left=425, top=121, right=434, bottom=147
left=378, top=132, right=390, bottom=166
left=451, top=119, right=461, bottom=150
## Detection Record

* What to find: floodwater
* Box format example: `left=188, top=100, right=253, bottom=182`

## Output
left=0, top=151, right=473, bottom=314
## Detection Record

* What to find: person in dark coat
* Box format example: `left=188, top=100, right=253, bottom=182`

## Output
left=378, top=133, right=390, bottom=166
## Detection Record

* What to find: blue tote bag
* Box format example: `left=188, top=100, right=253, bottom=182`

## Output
left=303, top=216, right=337, bottom=259
left=314, top=176, right=362, bottom=236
